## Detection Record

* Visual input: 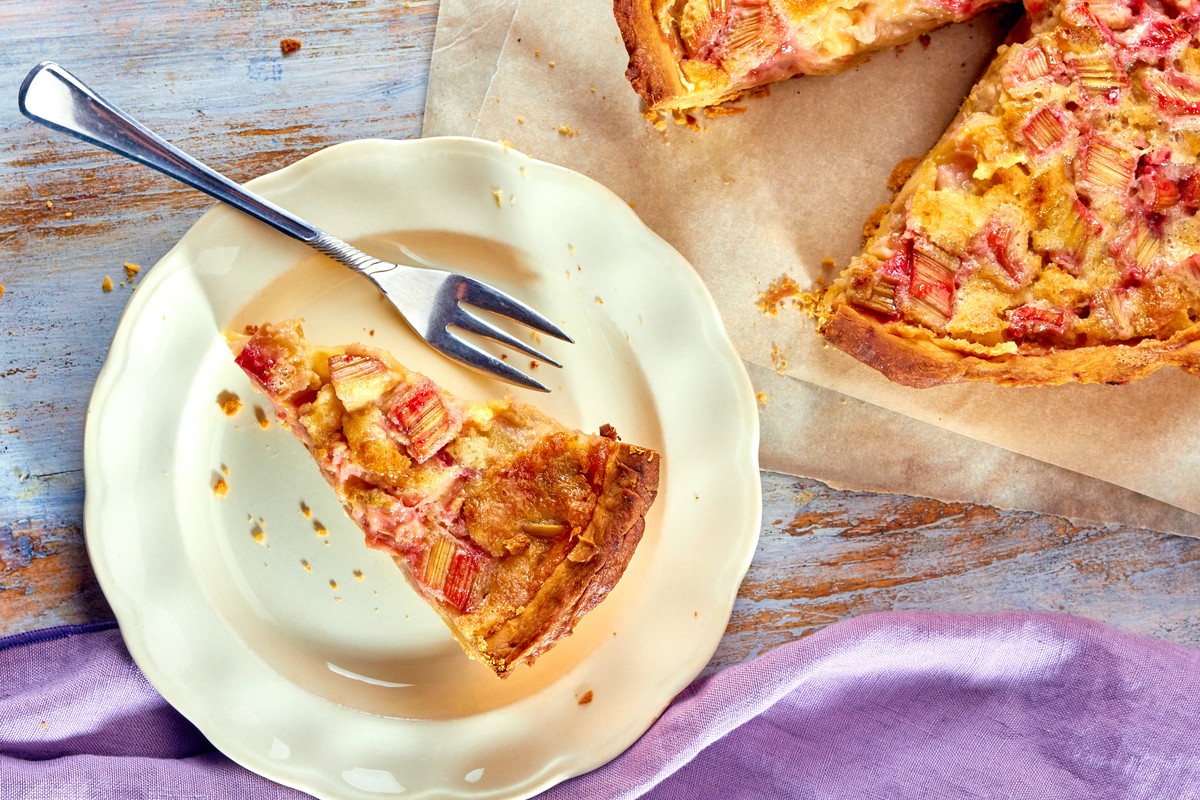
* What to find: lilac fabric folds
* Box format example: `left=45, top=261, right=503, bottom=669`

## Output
left=0, top=624, right=306, bottom=799
left=4, top=612, right=1200, bottom=799
left=550, top=611, right=1200, bottom=799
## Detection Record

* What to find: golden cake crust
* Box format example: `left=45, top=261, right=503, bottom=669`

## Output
left=820, top=300, right=1200, bottom=387
left=477, top=444, right=659, bottom=672
left=614, top=0, right=696, bottom=110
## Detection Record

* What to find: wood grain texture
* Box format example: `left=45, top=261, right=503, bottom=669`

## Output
left=2, top=1, right=1198, bottom=683
left=0, top=0, right=437, bottom=630
left=707, top=473, right=1200, bottom=672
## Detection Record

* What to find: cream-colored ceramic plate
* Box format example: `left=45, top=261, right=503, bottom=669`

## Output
left=84, top=137, right=760, bottom=799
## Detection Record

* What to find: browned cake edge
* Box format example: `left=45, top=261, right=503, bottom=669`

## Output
left=614, top=0, right=689, bottom=110
left=478, top=442, right=661, bottom=675
left=820, top=300, right=1200, bottom=387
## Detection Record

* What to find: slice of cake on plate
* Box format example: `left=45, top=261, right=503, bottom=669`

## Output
left=229, top=320, right=660, bottom=676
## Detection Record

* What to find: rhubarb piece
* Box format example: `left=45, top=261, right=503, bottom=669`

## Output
left=384, top=377, right=463, bottom=464
left=615, top=0, right=1017, bottom=113
left=329, top=354, right=392, bottom=412
left=228, top=321, right=660, bottom=676
left=1077, top=137, right=1136, bottom=195
left=1007, top=303, right=1071, bottom=340
left=1069, top=49, right=1129, bottom=94
left=520, top=521, right=570, bottom=538
left=905, top=240, right=960, bottom=330
left=1022, top=106, right=1069, bottom=154
left=817, top=0, right=1200, bottom=386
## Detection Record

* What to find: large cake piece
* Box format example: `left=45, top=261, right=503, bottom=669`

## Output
left=818, top=0, right=1200, bottom=386
left=229, top=320, right=660, bottom=676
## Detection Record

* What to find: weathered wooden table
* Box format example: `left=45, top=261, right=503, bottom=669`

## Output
left=3, top=0, right=1199, bottom=681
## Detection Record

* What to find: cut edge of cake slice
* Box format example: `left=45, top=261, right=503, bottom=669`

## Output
left=615, top=0, right=1018, bottom=113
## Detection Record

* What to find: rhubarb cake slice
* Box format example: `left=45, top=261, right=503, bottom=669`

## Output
left=818, top=0, right=1200, bottom=387
left=615, top=0, right=1016, bottom=112
left=228, top=320, right=660, bottom=676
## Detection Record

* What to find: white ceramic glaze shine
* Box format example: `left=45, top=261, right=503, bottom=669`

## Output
left=83, top=137, right=761, bottom=799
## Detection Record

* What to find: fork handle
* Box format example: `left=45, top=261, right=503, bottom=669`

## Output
left=18, top=61, right=323, bottom=244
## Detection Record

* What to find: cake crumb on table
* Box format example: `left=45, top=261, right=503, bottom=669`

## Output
left=704, top=104, right=747, bottom=118
left=123, top=262, right=141, bottom=281
left=771, top=343, right=788, bottom=374
left=280, top=38, right=302, bottom=55
left=887, top=156, right=921, bottom=192
left=557, top=125, right=578, bottom=136
left=101, top=276, right=113, bottom=292
left=756, top=274, right=802, bottom=316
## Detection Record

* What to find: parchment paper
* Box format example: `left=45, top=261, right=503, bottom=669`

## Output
left=422, top=0, right=1200, bottom=536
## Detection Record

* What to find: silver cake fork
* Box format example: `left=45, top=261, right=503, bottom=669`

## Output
left=18, top=61, right=570, bottom=392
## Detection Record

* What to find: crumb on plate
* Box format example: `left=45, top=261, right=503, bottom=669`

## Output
left=217, top=390, right=243, bottom=416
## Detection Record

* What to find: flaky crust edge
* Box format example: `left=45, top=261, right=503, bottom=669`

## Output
left=476, top=442, right=661, bottom=676
left=613, top=0, right=688, bottom=110
left=819, top=300, right=1200, bottom=387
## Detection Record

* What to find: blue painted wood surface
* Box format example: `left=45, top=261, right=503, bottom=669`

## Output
left=3, top=0, right=1199, bottom=668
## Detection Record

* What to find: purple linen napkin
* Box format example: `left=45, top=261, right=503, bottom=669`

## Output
left=549, top=610, right=1200, bottom=799
left=0, top=623, right=307, bottom=799
left=4, top=612, right=1200, bottom=799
